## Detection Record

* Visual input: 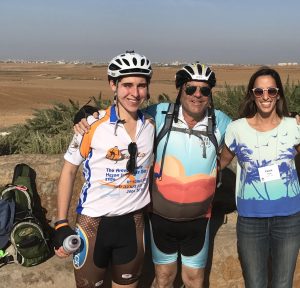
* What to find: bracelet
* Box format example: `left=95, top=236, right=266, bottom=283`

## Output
left=54, top=219, right=68, bottom=226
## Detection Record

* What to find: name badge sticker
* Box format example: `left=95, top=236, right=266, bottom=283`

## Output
left=258, top=164, right=281, bottom=183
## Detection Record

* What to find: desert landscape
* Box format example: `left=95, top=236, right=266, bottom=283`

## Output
left=0, top=63, right=300, bottom=287
left=1, top=63, right=300, bottom=130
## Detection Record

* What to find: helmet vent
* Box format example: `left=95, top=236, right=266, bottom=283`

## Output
left=122, top=59, right=130, bottom=66
left=197, top=65, right=203, bottom=75
left=185, top=66, right=194, bottom=75
left=205, top=68, right=212, bottom=77
left=108, top=63, right=120, bottom=71
left=133, top=57, right=137, bottom=65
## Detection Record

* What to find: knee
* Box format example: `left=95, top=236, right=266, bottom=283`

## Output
left=153, top=270, right=176, bottom=288
left=182, top=268, right=204, bottom=288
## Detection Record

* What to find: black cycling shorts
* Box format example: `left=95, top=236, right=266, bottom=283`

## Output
left=73, top=211, right=145, bottom=287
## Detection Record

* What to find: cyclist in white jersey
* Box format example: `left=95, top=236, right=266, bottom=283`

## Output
left=53, top=51, right=155, bottom=288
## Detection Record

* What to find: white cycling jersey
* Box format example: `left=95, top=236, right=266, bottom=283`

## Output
left=64, top=105, right=155, bottom=217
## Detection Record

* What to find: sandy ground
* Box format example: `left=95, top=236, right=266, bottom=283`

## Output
left=1, top=63, right=300, bottom=129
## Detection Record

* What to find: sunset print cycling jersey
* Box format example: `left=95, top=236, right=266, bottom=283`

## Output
left=145, top=103, right=231, bottom=220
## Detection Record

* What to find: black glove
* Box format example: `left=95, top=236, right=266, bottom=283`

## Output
left=73, top=105, right=99, bottom=125
left=53, top=225, right=76, bottom=250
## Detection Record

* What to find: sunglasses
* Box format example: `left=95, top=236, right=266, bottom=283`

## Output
left=252, top=87, right=279, bottom=98
left=126, top=142, right=137, bottom=174
left=185, top=85, right=211, bottom=97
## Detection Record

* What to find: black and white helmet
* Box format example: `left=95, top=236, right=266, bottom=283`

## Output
left=175, top=62, right=216, bottom=88
left=107, top=51, right=152, bottom=80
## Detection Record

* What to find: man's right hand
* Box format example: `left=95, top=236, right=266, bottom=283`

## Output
left=74, top=118, right=92, bottom=135
left=73, top=109, right=99, bottom=135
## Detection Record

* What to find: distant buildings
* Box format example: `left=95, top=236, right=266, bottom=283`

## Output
left=0, top=59, right=299, bottom=66
left=278, top=62, right=298, bottom=66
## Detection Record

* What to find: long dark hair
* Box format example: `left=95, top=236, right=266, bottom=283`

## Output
left=239, top=66, right=289, bottom=118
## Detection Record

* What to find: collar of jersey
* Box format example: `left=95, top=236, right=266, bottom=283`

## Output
left=178, top=105, right=208, bottom=127
left=109, top=104, right=145, bottom=124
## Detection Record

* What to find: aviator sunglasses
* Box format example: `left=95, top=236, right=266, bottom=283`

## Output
left=252, top=87, right=279, bottom=98
left=127, top=142, right=137, bottom=174
left=185, top=85, right=211, bottom=97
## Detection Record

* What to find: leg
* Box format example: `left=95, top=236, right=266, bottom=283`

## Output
left=112, top=281, right=138, bottom=288
left=152, top=262, right=178, bottom=288
left=111, top=211, right=145, bottom=286
left=181, top=266, right=204, bottom=288
left=149, top=214, right=180, bottom=288
left=73, top=214, right=108, bottom=288
left=270, top=212, right=300, bottom=288
left=180, top=219, right=210, bottom=288
left=237, top=216, right=269, bottom=288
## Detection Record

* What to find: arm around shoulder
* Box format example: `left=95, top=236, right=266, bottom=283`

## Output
left=220, top=145, right=235, bottom=170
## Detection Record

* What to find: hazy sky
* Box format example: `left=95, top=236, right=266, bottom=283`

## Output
left=1, top=0, right=300, bottom=64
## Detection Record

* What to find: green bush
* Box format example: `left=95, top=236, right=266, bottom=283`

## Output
left=214, top=84, right=246, bottom=119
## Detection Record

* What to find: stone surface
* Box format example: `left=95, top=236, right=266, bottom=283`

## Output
left=0, top=154, right=299, bottom=288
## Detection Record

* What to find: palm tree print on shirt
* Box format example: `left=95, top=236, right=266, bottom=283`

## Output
left=230, top=134, right=300, bottom=201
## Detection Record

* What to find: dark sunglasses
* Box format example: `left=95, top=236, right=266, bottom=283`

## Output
left=185, top=85, right=211, bottom=97
left=252, top=87, right=279, bottom=98
left=126, top=142, right=137, bottom=174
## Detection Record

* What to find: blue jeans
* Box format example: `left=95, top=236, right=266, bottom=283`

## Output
left=237, top=212, right=300, bottom=288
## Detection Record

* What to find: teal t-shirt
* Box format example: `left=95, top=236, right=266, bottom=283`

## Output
left=225, top=117, right=300, bottom=217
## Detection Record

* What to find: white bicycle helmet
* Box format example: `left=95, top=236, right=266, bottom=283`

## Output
left=108, top=51, right=152, bottom=80
left=175, top=62, right=216, bottom=88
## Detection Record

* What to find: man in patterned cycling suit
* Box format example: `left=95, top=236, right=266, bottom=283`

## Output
left=145, top=63, right=231, bottom=288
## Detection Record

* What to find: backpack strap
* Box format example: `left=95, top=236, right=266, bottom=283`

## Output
left=154, top=103, right=175, bottom=180
left=207, top=107, right=222, bottom=187
left=156, top=103, right=175, bottom=145
left=206, top=107, right=218, bottom=153
left=1, top=185, right=33, bottom=213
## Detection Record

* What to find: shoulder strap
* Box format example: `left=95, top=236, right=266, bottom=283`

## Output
left=1, top=185, right=33, bottom=215
left=156, top=103, right=175, bottom=145
left=207, top=107, right=218, bottom=154
left=154, top=103, right=175, bottom=180
left=207, top=107, right=222, bottom=187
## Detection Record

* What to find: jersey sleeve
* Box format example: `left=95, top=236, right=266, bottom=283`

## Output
left=64, top=115, right=99, bottom=165
left=296, top=118, right=300, bottom=145
left=64, top=133, right=85, bottom=165
left=215, top=110, right=232, bottom=144
left=224, top=120, right=238, bottom=153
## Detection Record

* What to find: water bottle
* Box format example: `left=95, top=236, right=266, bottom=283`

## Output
left=63, top=235, right=81, bottom=253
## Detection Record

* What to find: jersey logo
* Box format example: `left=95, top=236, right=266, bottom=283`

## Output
left=68, top=135, right=80, bottom=153
left=106, top=146, right=124, bottom=161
